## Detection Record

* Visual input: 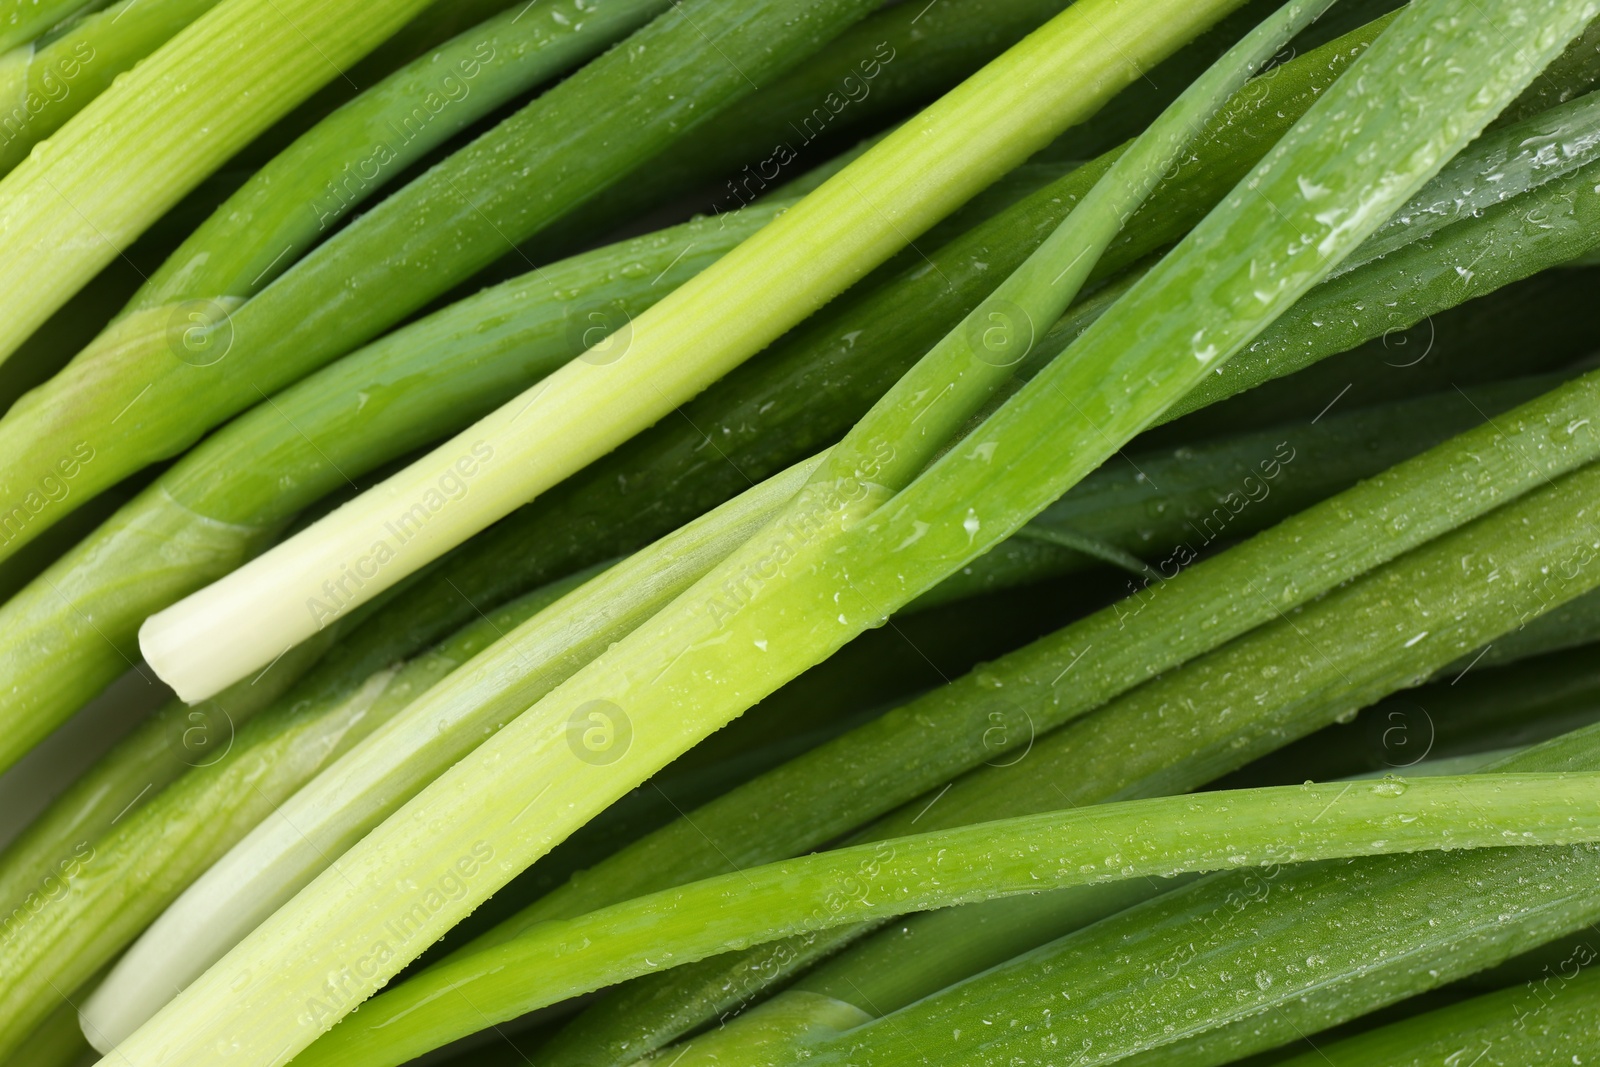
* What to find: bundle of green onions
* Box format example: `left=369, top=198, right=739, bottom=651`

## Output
left=4, top=0, right=1600, bottom=1064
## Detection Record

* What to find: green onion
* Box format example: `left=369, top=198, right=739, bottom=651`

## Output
left=1272, top=954, right=1600, bottom=1066
left=0, top=200, right=779, bottom=775
left=291, top=772, right=1600, bottom=1067
left=87, top=2, right=1320, bottom=1034
left=0, top=0, right=225, bottom=176
left=0, top=0, right=440, bottom=362
left=138, top=0, right=1255, bottom=703
left=0, top=0, right=90, bottom=53
left=0, top=572, right=588, bottom=1057
left=78, top=455, right=820, bottom=1048
left=807, top=723, right=1600, bottom=1067
left=104, top=6, right=1593, bottom=1065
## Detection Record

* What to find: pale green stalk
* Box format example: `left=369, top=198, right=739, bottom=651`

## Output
left=0, top=200, right=780, bottom=776
left=292, top=773, right=1600, bottom=1067
left=0, top=0, right=438, bottom=361
left=0, top=0, right=226, bottom=176
left=0, top=575, right=589, bottom=1058
left=80, top=455, right=823, bottom=1049
left=139, top=0, right=1257, bottom=703
left=105, top=6, right=1590, bottom=1064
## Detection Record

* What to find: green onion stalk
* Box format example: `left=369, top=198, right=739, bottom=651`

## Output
left=102, top=4, right=1594, bottom=1065
left=74, top=456, right=824, bottom=1049
left=0, top=0, right=90, bottom=52
left=0, top=200, right=782, bottom=775
left=88, top=369, right=1562, bottom=1044
left=339, top=7, right=1405, bottom=697
left=386, top=360, right=1600, bottom=1067
left=1225, top=640, right=1600, bottom=786
left=88, top=1, right=1333, bottom=1036
left=1487, top=583, right=1600, bottom=665
left=292, top=772, right=1600, bottom=1067
left=805, top=724, right=1600, bottom=1067
left=0, top=0, right=885, bottom=567
left=1272, top=954, right=1600, bottom=1066
left=0, top=569, right=611, bottom=1058
left=0, top=0, right=227, bottom=177
left=0, top=0, right=443, bottom=362
left=139, top=0, right=1262, bottom=703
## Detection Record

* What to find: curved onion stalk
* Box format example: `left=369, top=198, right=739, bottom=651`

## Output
left=0, top=202, right=778, bottom=776
left=139, top=0, right=1259, bottom=703
left=0, top=0, right=226, bottom=177
left=0, top=0, right=439, bottom=363
left=806, top=726, right=1600, bottom=1067
left=0, top=0, right=885, bottom=571
left=1273, top=960, right=1600, bottom=1066
left=0, top=576, right=593, bottom=1058
left=286, top=773, right=1600, bottom=1067
left=101, top=6, right=1595, bottom=1065
left=79, top=456, right=822, bottom=1049
left=88, top=6, right=1321, bottom=1033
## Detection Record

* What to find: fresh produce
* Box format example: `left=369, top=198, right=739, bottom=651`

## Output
left=1, top=1, right=1599, bottom=1065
